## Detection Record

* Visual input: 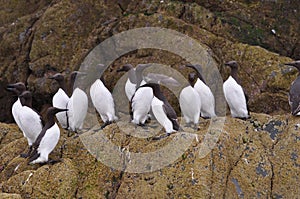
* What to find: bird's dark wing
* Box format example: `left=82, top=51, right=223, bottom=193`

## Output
left=129, top=92, right=135, bottom=120
left=162, top=103, right=180, bottom=131
left=28, top=125, right=49, bottom=161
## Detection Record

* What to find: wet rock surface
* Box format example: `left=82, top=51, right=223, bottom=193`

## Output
left=0, top=113, right=299, bottom=198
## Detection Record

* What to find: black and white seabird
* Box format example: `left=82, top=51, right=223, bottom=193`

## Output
left=29, top=107, right=68, bottom=164
left=126, top=64, right=153, bottom=124
left=185, top=64, right=216, bottom=118
left=6, top=82, right=27, bottom=135
left=117, top=63, right=150, bottom=101
left=284, top=60, right=300, bottom=115
left=49, top=73, right=70, bottom=129
left=147, top=83, right=180, bottom=134
left=117, top=64, right=137, bottom=101
left=223, top=61, right=249, bottom=119
left=179, top=72, right=201, bottom=128
left=130, top=84, right=154, bottom=126
left=67, top=71, right=88, bottom=132
left=18, top=91, right=43, bottom=157
left=90, top=67, right=118, bottom=129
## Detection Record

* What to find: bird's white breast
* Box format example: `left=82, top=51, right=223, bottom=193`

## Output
left=68, top=87, right=88, bottom=131
left=223, top=76, right=248, bottom=118
left=131, top=87, right=153, bottom=124
left=90, top=79, right=117, bottom=122
left=19, top=106, right=43, bottom=145
left=151, top=97, right=174, bottom=133
left=194, top=79, right=216, bottom=117
left=52, top=88, right=70, bottom=128
left=179, top=86, right=201, bottom=124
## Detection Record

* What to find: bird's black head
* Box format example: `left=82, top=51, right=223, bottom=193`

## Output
left=117, top=64, right=133, bottom=72
left=285, top=60, right=300, bottom=71
left=19, top=91, right=32, bottom=101
left=225, top=61, right=239, bottom=70
left=6, top=82, right=26, bottom=95
left=46, top=107, right=68, bottom=122
left=188, top=72, right=197, bottom=86
left=19, top=91, right=32, bottom=107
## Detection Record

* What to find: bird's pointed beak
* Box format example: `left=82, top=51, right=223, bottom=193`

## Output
left=6, top=83, right=17, bottom=91
left=48, top=76, right=55, bottom=79
left=56, top=108, right=68, bottom=113
left=6, top=87, right=15, bottom=91
left=284, top=62, right=295, bottom=67
left=7, top=83, right=17, bottom=88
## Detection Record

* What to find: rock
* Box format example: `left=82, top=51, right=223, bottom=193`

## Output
left=0, top=193, right=22, bottom=199
left=0, top=112, right=299, bottom=197
left=22, top=158, right=78, bottom=198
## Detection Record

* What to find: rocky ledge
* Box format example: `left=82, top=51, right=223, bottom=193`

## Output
left=0, top=112, right=299, bottom=198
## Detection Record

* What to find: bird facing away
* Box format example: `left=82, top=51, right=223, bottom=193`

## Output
left=223, top=61, right=249, bottom=119
left=67, top=71, right=88, bottom=132
left=179, top=72, right=201, bottom=129
left=18, top=91, right=43, bottom=157
left=29, top=107, right=68, bottom=164
left=185, top=64, right=216, bottom=118
left=90, top=77, right=118, bottom=129
left=285, top=60, right=300, bottom=115
left=6, top=82, right=27, bottom=135
left=49, top=73, right=70, bottom=129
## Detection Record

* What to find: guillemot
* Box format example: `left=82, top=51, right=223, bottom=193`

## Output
left=185, top=64, right=216, bottom=118
left=117, top=63, right=150, bottom=101
left=179, top=72, right=201, bottom=129
left=6, top=82, right=26, bottom=135
left=18, top=91, right=43, bottom=157
left=29, top=106, right=68, bottom=164
left=223, top=61, right=249, bottom=119
left=148, top=83, right=180, bottom=134
left=90, top=65, right=118, bottom=129
left=67, top=71, right=88, bottom=132
left=49, top=73, right=70, bottom=129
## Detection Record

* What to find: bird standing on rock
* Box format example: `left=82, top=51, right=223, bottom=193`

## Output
left=18, top=91, right=43, bottom=157
left=6, top=82, right=27, bottom=135
left=185, top=64, right=216, bottom=118
left=117, top=63, right=150, bottom=101
left=284, top=60, right=300, bottom=116
left=149, top=83, right=180, bottom=135
left=127, top=64, right=153, bottom=124
left=49, top=73, right=70, bottom=129
left=29, top=106, right=68, bottom=164
left=223, top=61, right=249, bottom=119
left=90, top=66, right=118, bottom=129
left=179, top=72, right=201, bottom=129
left=117, top=64, right=137, bottom=101
left=67, top=71, right=88, bottom=133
